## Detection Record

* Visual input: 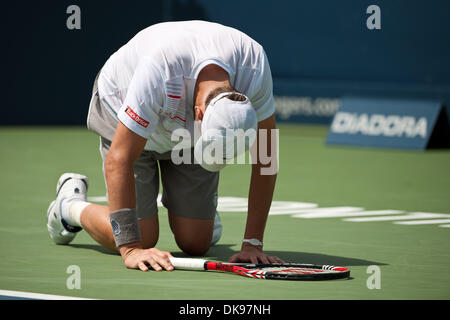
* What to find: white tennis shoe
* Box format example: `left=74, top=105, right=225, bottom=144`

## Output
left=46, top=173, right=88, bottom=245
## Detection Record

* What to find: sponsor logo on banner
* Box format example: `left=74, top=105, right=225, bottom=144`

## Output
left=275, top=96, right=340, bottom=120
left=331, top=112, right=427, bottom=138
left=326, top=97, right=444, bottom=150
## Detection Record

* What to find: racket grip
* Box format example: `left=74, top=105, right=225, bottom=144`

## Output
left=169, top=257, right=207, bottom=270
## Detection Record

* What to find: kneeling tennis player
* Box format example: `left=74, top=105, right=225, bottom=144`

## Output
left=47, top=20, right=282, bottom=271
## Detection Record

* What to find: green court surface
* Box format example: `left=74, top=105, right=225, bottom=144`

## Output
left=0, top=125, right=449, bottom=300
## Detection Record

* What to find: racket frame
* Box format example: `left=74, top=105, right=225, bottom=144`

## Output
left=169, top=258, right=350, bottom=280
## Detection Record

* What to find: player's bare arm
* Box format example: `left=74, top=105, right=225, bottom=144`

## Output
left=229, top=114, right=284, bottom=264
left=105, top=121, right=173, bottom=271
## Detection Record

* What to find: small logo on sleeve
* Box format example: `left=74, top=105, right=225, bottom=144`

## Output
left=125, top=106, right=149, bottom=128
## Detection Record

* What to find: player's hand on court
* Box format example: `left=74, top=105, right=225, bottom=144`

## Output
left=228, top=244, right=285, bottom=264
left=121, top=247, right=174, bottom=272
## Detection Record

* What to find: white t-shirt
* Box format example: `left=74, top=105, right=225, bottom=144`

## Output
left=97, top=20, right=275, bottom=153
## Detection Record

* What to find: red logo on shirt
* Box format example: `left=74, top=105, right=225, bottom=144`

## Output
left=125, top=107, right=149, bottom=128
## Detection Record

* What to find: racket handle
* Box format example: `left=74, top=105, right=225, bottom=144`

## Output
left=169, top=257, right=207, bottom=270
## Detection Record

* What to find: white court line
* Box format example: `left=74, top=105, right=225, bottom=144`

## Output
left=289, top=207, right=362, bottom=217
left=293, top=209, right=403, bottom=219
left=88, top=195, right=320, bottom=215
left=87, top=195, right=450, bottom=229
left=344, top=212, right=450, bottom=222
left=89, top=194, right=164, bottom=206
left=268, top=201, right=318, bottom=215
left=87, top=196, right=107, bottom=202
left=217, top=196, right=318, bottom=214
left=394, top=219, right=450, bottom=225
left=0, top=289, right=95, bottom=300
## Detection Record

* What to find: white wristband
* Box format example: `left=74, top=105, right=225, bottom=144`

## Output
left=243, top=238, right=263, bottom=247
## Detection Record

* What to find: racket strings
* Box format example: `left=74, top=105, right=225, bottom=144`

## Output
left=255, top=267, right=340, bottom=274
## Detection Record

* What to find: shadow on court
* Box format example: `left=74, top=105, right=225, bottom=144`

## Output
left=67, top=243, right=387, bottom=267
left=202, top=244, right=388, bottom=266
left=69, top=244, right=119, bottom=256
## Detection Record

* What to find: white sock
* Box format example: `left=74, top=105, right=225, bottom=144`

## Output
left=62, top=200, right=90, bottom=227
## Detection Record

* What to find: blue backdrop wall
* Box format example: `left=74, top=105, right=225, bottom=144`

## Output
left=2, top=0, right=449, bottom=125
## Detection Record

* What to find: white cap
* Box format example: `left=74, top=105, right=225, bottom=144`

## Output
left=194, top=92, right=258, bottom=172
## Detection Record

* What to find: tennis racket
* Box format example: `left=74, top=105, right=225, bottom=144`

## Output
left=168, top=257, right=350, bottom=280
